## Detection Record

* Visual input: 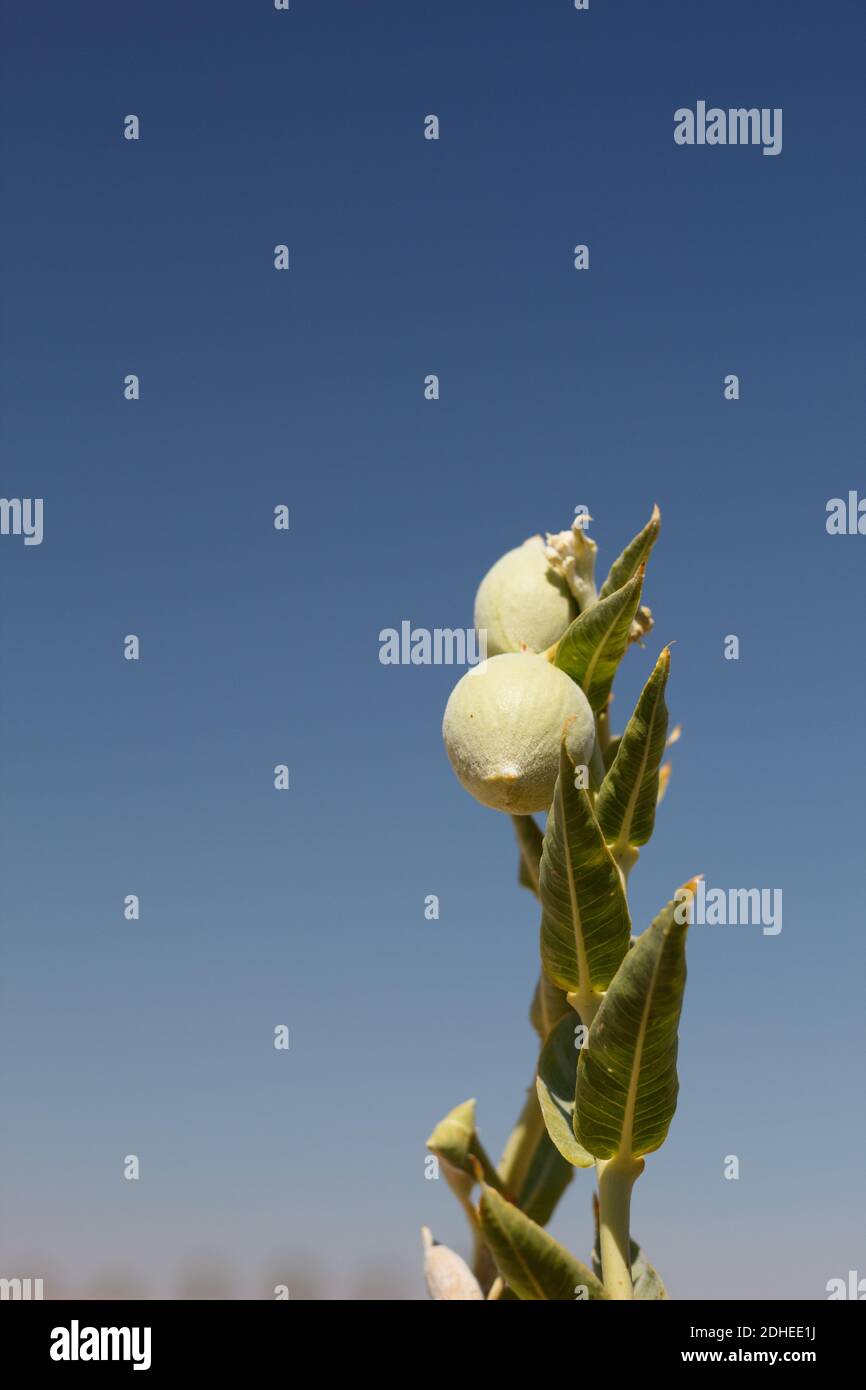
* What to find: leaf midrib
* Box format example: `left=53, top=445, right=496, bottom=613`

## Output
left=499, top=1218, right=548, bottom=1299
left=558, top=776, right=592, bottom=993
left=582, top=593, right=629, bottom=696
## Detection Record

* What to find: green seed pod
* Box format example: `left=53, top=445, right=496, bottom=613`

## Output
left=474, top=535, right=577, bottom=656
left=442, top=652, right=595, bottom=814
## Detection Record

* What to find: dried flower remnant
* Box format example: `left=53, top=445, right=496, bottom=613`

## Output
left=421, top=1227, right=484, bottom=1301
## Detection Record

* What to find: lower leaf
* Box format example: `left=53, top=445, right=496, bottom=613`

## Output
left=479, top=1186, right=608, bottom=1301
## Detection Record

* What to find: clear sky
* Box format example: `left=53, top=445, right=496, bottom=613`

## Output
left=1, top=0, right=864, bottom=1300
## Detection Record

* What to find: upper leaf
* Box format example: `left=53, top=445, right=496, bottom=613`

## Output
left=574, top=887, right=693, bottom=1161
left=478, top=1185, right=608, bottom=1300
left=539, top=743, right=631, bottom=1001
left=536, top=1013, right=595, bottom=1168
left=599, top=505, right=661, bottom=600
left=596, top=646, right=671, bottom=850
left=554, top=570, right=645, bottom=712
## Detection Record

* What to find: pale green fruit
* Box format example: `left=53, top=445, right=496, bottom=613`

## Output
left=474, top=536, right=577, bottom=656
left=442, top=653, right=595, bottom=814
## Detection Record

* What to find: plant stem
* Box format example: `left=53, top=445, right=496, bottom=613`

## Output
left=596, top=1154, right=644, bottom=1300
left=566, top=986, right=602, bottom=1029
left=611, top=840, right=640, bottom=887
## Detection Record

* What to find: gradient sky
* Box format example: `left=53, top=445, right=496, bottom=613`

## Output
left=1, top=0, right=864, bottom=1300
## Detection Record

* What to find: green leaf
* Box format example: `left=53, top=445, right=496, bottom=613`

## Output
left=426, top=1099, right=505, bottom=1193
left=513, top=814, right=543, bottom=895
left=539, top=743, right=631, bottom=1003
left=602, top=734, right=622, bottom=771
left=514, top=1128, right=575, bottom=1227
left=574, top=887, right=694, bottom=1161
left=535, top=1013, right=595, bottom=1168
left=554, top=569, right=645, bottom=712
left=631, top=1245, right=670, bottom=1300
left=599, top=505, right=661, bottom=600
left=591, top=1197, right=669, bottom=1299
left=596, top=646, right=671, bottom=850
left=478, top=1186, right=608, bottom=1300
left=529, top=971, right=571, bottom=1041
left=426, top=1098, right=476, bottom=1168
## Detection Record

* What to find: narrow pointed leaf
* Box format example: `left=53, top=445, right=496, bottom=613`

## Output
left=529, top=970, right=570, bottom=1041
left=599, top=505, right=661, bottom=600
left=539, top=744, right=631, bottom=998
left=514, top=1128, right=575, bottom=1226
left=536, top=1013, right=595, bottom=1168
left=426, top=1099, right=505, bottom=1193
left=596, top=646, right=671, bottom=850
left=554, top=570, right=645, bottom=712
left=478, top=1186, right=608, bottom=1300
left=574, top=888, right=693, bottom=1161
left=602, top=734, right=622, bottom=771
left=426, top=1098, right=476, bottom=1168
left=514, top=814, right=543, bottom=895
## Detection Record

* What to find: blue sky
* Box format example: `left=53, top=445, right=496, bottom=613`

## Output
left=1, top=0, right=864, bottom=1299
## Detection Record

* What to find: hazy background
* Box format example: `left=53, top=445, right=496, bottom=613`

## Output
left=1, top=0, right=863, bottom=1299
